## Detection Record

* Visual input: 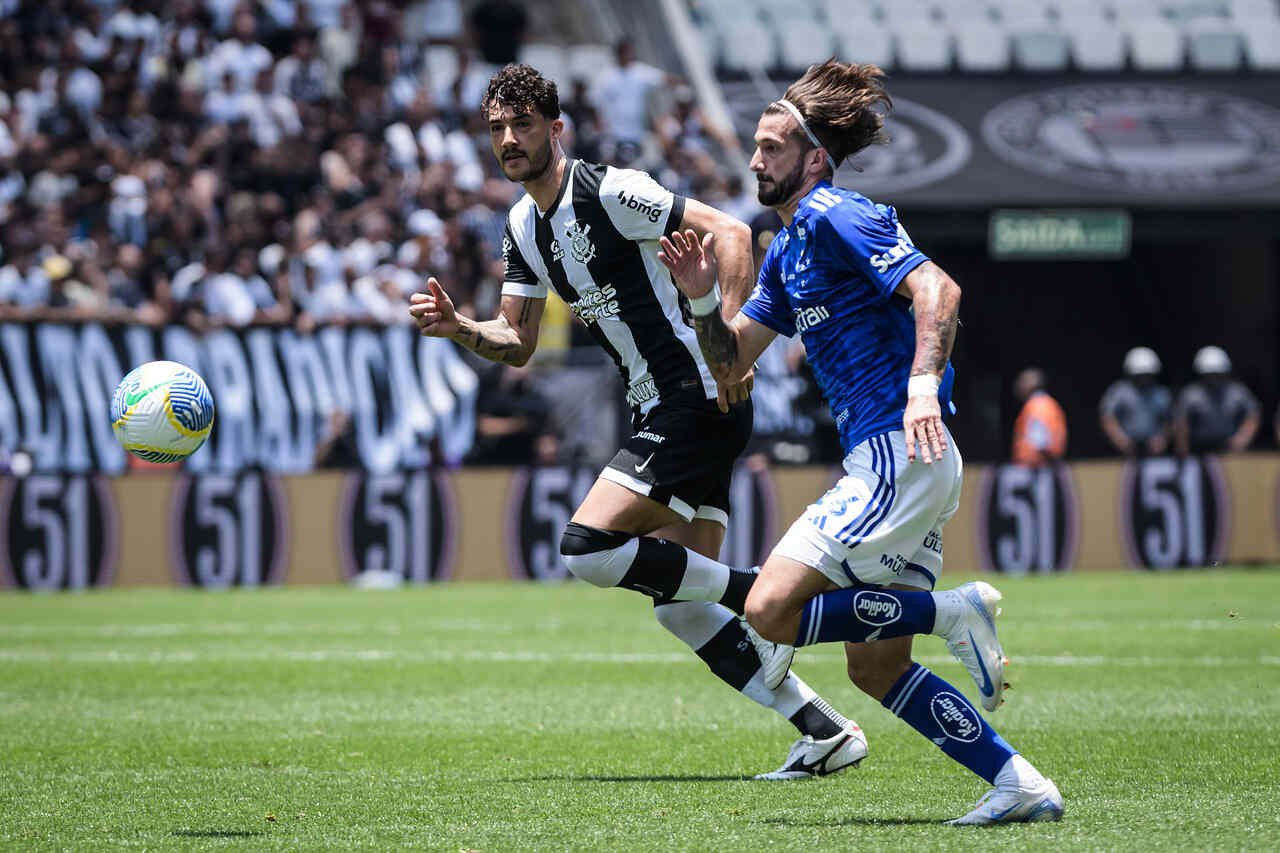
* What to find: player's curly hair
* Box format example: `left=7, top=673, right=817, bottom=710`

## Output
left=766, top=59, right=892, bottom=168
left=481, top=64, right=560, bottom=120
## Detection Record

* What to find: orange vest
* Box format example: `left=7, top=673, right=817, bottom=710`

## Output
left=1012, top=391, right=1068, bottom=466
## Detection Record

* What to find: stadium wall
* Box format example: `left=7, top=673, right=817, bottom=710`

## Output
left=2, top=455, right=1278, bottom=590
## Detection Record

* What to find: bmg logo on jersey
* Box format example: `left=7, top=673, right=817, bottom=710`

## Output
left=853, top=590, right=901, bottom=626
left=930, top=692, right=982, bottom=742
left=615, top=190, right=663, bottom=223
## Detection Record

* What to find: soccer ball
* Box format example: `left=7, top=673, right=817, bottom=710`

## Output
left=110, top=361, right=215, bottom=463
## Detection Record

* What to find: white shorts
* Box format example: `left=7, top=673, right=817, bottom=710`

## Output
left=774, top=427, right=962, bottom=591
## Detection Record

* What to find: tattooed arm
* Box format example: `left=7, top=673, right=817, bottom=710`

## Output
left=410, top=277, right=543, bottom=367
left=895, top=261, right=961, bottom=463
left=898, top=261, right=960, bottom=378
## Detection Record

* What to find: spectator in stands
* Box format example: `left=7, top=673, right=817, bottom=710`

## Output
left=1011, top=367, right=1068, bottom=466
left=274, top=29, right=329, bottom=103
left=1174, top=346, right=1260, bottom=455
left=589, top=38, right=671, bottom=165
left=1099, top=346, right=1173, bottom=456
left=468, top=0, right=527, bottom=66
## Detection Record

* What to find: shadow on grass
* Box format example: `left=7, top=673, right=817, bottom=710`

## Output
left=173, top=830, right=267, bottom=838
left=510, top=774, right=752, bottom=783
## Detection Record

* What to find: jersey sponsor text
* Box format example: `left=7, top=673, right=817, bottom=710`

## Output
left=869, top=238, right=914, bottom=273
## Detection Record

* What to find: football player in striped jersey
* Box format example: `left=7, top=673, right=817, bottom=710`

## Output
left=411, top=63, right=866, bottom=779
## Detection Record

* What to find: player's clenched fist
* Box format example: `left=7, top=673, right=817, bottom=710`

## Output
left=409, top=277, right=459, bottom=338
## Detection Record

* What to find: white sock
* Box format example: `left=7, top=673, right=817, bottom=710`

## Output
left=672, top=550, right=731, bottom=602
left=930, top=588, right=965, bottom=637
left=994, top=754, right=1047, bottom=792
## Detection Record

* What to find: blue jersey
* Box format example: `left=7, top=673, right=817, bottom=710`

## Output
left=741, top=182, right=955, bottom=456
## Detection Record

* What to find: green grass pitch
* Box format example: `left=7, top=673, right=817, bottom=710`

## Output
left=2, top=569, right=1279, bottom=852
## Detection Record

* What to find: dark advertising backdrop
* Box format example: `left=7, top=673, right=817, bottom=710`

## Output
left=728, top=75, right=1280, bottom=461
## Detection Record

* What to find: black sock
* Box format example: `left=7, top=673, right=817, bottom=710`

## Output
left=790, top=698, right=850, bottom=740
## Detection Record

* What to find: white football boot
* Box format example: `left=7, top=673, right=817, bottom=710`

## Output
left=740, top=617, right=795, bottom=691
left=753, top=725, right=868, bottom=780
left=935, top=581, right=1007, bottom=712
left=946, top=778, right=1064, bottom=825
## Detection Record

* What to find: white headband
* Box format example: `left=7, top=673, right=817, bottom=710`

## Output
left=775, top=99, right=837, bottom=174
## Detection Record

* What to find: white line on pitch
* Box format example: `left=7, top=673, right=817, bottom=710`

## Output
left=0, top=648, right=1276, bottom=667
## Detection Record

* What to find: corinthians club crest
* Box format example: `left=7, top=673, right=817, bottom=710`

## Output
left=563, top=220, right=597, bottom=264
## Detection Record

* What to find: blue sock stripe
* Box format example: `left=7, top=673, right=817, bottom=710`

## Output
left=850, top=435, right=897, bottom=548
left=836, top=436, right=887, bottom=543
left=889, top=664, right=930, bottom=716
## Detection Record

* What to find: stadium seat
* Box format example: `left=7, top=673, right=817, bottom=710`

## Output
left=998, top=0, right=1053, bottom=28
left=833, top=20, right=895, bottom=70
left=718, top=17, right=777, bottom=73
left=1163, top=1, right=1233, bottom=23
left=1241, top=20, right=1280, bottom=67
left=518, top=43, right=570, bottom=91
left=1226, top=0, right=1279, bottom=20
left=936, top=0, right=995, bottom=24
left=953, top=20, right=1013, bottom=71
left=1185, top=18, right=1245, bottom=69
left=1129, top=19, right=1186, bottom=69
left=1051, top=0, right=1111, bottom=23
left=776, top=18, right=837, bottom=71
left=1066, top=22, right=1129, bottom=70
left=1011, top=27, right=1071, bottom=71
left=818, top=0, right=878, bottom=20
left=761, top=0, right=826, bottom=25
left=879, top=0, right=940, bottom=26
left=1110, top=0, right=1169, bottom=23
left=890, top=21, right=954, bottom=71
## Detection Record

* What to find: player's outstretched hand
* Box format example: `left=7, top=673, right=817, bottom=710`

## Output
left=658, top=229, right=718, bottom=300
left=715, top=367, right=754, bottom=413
left=408, top=277, right=459, bottom=338
left=904, top=393, right=947, bottom=464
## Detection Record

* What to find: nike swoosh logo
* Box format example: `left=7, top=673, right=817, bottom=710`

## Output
left=125, top=380, right=172, bottom=407
left=791, top=733, right=851, bottom=775
left=989, top=802, right=1021, bottom=821
left=970, top=630, right=995, bottom=697
left=634, top=453, right=655, bottom=474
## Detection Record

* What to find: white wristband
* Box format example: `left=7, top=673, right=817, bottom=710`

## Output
left=907, top=373, right=941, bottom=398
left=687, top=281, right=722, bottom=317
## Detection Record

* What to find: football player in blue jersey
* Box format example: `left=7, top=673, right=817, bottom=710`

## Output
left=657, top=60, right=1063, bottom=825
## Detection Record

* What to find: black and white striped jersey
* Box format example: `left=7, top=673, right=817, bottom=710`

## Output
left=500, top=159, right=718, bottom=415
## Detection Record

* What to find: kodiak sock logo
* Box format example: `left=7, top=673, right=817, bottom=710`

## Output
left=930, top=692, right=982, bottom=743
left=853, top=590, right=901, bottom=626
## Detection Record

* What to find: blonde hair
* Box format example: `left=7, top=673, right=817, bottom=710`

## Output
left=766, top=60, right=892, bottom=168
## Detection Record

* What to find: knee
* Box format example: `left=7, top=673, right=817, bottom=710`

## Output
left=559, top=522, right=634, bottom=588
left=743, top=586, right=791, bottom=644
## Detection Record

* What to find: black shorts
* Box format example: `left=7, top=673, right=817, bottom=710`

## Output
left=600, top=397, right=753, bottom=526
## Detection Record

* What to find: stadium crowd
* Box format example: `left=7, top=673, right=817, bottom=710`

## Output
left=0, top=1, right=1271, bottom=466
left=0, top=0, right=768, bottom=465
left=0, top=1, right=744, bottom=330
